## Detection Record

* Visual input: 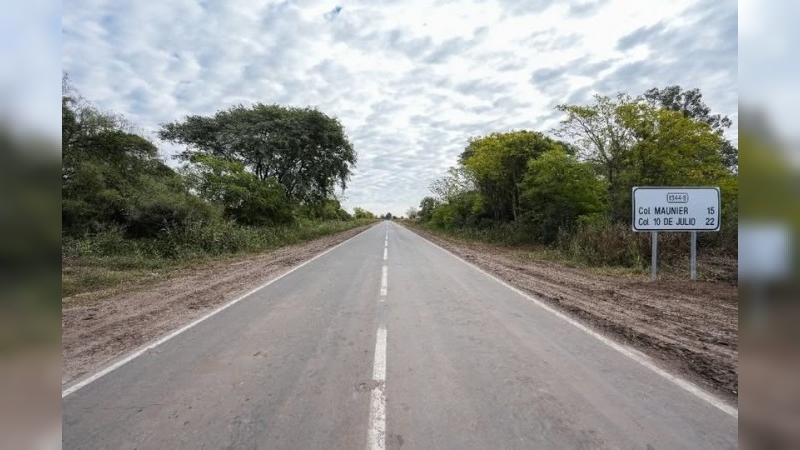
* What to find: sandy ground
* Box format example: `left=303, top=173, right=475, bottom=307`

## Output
left=406, top=226, right=738, bottom=402
left=61, top=225, right=370, bottom=385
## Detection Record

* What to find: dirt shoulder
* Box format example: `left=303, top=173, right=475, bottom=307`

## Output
left=62, top=225, right=372, bottom=385
left=404, top=224, right=738, bottom=403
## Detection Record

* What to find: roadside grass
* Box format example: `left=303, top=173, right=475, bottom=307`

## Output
left=401, top=220, right=735, bottom=282
left=512, top=249, right=647, bottom=277
left=62, top=219, right=377, bottom=300
left=62, top=260, right=182, bottom=300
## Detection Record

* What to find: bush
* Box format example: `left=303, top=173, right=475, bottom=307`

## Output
left=561, top=217, right=704, bottom=268
left=520, top=149, right=606, bottom=244
left=64, top=218, right=377, bottom=264
left=422, top=220, right=532, bottom=247
left=430, top=204, right=457, bottom=229
left=124, top=177, right=220, bottom=239
left=561, top=221, right=646, bottom=267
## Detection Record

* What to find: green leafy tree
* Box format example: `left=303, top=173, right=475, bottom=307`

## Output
left=62, top=130, right=216, bottom=238
left=520, top=149, right=606, bottom=243
left=62, top=76, right=216, bottom=237
left=445, top=191, right=486, bottom=228
left=460, top=131, right=562, bottom=223
left=555, top=94, right=636, bottom=222
left=353, top=207, right=376, bottom=220
left=617, top=102, right=728, bottom=187
left=418, top=196, right=439, bottom=222
left=430, top=203, right=457, bottom=229
left=160, top=104, right=357, bottom=204
left=183, top=155, right=292, bottom=226
left=643, top=86, right=737, bottom=170
left=556, top=93, right=729, bottom=222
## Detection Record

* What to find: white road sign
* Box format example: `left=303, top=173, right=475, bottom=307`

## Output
left=632, top=187, right=720, bottom=232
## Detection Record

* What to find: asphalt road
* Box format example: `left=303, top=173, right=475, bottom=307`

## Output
left=63, top=222, right=737, bottom=449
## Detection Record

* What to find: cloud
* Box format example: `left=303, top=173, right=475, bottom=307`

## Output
left=567, top=0, right=610, bottom=18
left=596, top=0, right=738, bottom=139
left=324, top=5, right=342, bottom=20
left=616, top=22, right=668, bottom=51
left=524, top=29, right=583, bottom=52
left=62, top=0, right=737, bottom=216
left=531, top=67, right=566, bottom=89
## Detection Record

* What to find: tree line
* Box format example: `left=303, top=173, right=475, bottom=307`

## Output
left=412, top=86, right=738, bottom=268
left=62, top=74, right=373, bottom=243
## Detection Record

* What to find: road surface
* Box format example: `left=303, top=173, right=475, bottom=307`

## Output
left=63, top=222, right=737, bottom=449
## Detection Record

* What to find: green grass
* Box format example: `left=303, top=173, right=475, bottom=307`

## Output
left=62, top=219, right=377, bottom=299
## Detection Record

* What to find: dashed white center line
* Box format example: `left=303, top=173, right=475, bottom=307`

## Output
left=372, top=326, right=387, bottom=381
left=367, top=326, right=387, bottom=450
left=368, top=228, right=388, bottom=449
left=380, top=266, right=388, bottom=297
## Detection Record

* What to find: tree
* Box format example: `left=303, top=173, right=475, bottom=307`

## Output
left=556, top=93, right=730, bottom=222
left=460, top=131, right=561, bottom=223
left=442, top=190, right=486, bottom=228
left=430, top=203, right=457, bottom=229
left=520, top=149, right=606, bottom=243
left=305, top=199, right=351, bottom=221
left=418, top=197, right=439, bottom=222
left=617, top=102, right=728, bottom=187
left=62, top=76, right=216, bottom=237
left=183, top=154, right=292, bottom=226
left=353, top=207, right=376, bottom=220
left=429, top=166, right=476, bottom=203
left=406, top=207, right=418, bottom=220
left=555, top=94, right=637, bottom=222
left=160, top=104, right=357, bottom=204
left=643, top=86, right=737, bottom=170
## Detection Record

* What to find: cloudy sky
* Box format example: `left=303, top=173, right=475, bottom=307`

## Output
left=62, top=0, right=737, bottom=216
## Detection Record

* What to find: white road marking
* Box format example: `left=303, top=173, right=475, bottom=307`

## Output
left=62, top=226, right=376, bottom=398
left=402, top=225, right=738, bottom=419
left=367, top=326, right=387, bottom=450
left=380, top=266, right=388, bottom=297
left=372, top=327, right=387, bottom=381
left=383, top=248, right=388, bottom=261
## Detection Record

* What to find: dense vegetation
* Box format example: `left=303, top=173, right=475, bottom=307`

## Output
left=413, top=86, right=738, bottom=275
left=62, top=75, right=375, bottom=296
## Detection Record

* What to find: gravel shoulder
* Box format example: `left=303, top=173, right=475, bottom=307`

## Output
left=404, top=224, right=738, bottom=403
left=61, top=225, right=371, bottom=385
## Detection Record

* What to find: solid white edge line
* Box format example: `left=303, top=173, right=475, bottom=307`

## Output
left=399, top=225, right=738, bottom=419
left=62, top=224, right=378, bottom=398
left=367, top=326, right=387, bottom=450
left=380, top=266, right=388, bottom=296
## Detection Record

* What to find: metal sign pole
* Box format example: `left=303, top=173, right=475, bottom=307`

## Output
left=690, top=231, right=697, bottom=280
left=651, top=231, right=658, bottom=281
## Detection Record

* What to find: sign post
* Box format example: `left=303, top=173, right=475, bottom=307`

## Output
left=632, top=187, right=721, bottom=281
left=690, top=231, right=697, bottom=280
left=651, top=231, right=658, bottom=281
